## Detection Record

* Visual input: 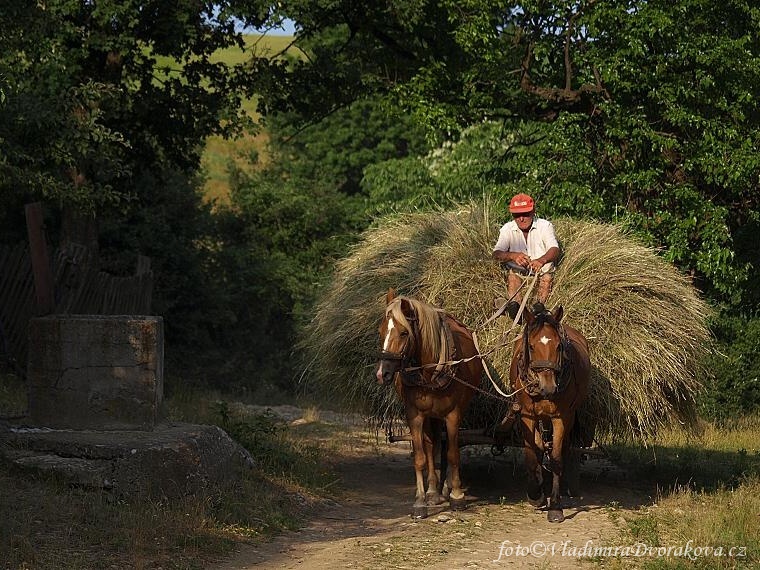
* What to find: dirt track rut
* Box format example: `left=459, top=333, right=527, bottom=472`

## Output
left=211, top=408, right=650, bottom=570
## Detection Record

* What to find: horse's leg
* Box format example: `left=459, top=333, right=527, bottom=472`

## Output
left=562, top=443, right=581, bottom=498
left=520, top=414, right=546, bottom=507
left=423, top=418, right=444, bottom=505
left=408, top=413, right=428, bottom=518
left=444, top=410, right=467, bottom=510
left=546, top=417, right=568, bottom=523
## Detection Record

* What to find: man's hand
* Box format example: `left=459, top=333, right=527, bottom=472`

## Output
left=512, top=252, right=531, bottom=267
left=528, top=258, right=545, bottom=273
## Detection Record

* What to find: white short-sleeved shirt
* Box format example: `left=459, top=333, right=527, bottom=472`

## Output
left=493, top=217, right=559, bottom=272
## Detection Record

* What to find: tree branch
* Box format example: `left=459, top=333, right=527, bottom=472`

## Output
left=518, top=5, right=607, bottom=118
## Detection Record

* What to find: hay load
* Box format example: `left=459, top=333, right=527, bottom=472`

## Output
left=300, top=201, right=712, bottom=441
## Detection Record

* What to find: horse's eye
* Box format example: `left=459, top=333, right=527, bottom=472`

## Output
left=400, top=331, right=409, bottom=337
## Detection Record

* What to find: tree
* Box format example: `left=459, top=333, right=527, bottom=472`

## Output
left=0, top=0, right=253, bottom=216
left=244, top=0, right=760, bottom=305
left=209, top=96, right=430, bottom=390
left=0, top=0, right=257, bottom=376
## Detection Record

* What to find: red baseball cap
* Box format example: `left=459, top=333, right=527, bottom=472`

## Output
left=509, top=193, right=535, bottom=214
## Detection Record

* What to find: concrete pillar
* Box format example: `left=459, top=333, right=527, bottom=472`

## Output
left=27, top=315, right=164, bottom=430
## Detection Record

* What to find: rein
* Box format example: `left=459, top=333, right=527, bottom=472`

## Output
left=380, top=272, right=542, bottom=402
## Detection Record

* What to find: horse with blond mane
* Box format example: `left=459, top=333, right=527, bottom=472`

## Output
left=376, top=289, right=482, bottom=517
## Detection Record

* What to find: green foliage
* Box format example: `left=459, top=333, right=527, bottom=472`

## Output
left=0, top=1, right=260, bottom=383
left=699, top=315, right=760, bottom=421
left=0, top=0, right=253, bottom=213
left=202, top=97, right=430, bottom=390
left=362, top=113, right=751, bottom=303
left=5, top=0, right=760, bottom=404
left=247, top=0, right=760, bottom=306
left=206, top=178, right=364, bottom=390
left=213, top=402, right=332, bottom=489
left=97, top=169, right=228, bottom=376
left=263, top=97, right=430, bottom=195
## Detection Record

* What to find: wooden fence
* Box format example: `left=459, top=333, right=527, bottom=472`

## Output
left=0, top=242, right=153, bottom=374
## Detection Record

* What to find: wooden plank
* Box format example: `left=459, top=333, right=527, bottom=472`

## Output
left=25, top=203, right=54, bottom=315
left=135, top=255, right=151, bottom=275
left=0, top=245, right=26, bottom=312
left=1, top=240, right=154, bottom=371
left=0, top=246, right=18, bottom=314
left=5, top=254, right=32, bottom=346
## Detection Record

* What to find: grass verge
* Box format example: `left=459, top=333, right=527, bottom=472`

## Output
left=0, top=375, right=336, bottom=570
left=606, top=417, right=760, bottom=569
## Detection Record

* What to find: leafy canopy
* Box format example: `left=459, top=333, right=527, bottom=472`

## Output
left=0, top=0, right=255, bottom=214
left=244, top=0, right=760, bottom=305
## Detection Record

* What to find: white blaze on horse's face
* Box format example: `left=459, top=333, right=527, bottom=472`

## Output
left=540, top=335, right=551, bottom=345
left=377, top=316, right=400, bottom=384
left=383, top=317, right=396, bottom=351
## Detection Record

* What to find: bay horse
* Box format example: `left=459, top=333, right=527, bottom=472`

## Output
left=510, top=305, right=590, bottom=522
left=376, top=289, right=482, bottom=517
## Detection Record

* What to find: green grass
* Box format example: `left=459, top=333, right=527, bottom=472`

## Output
left=614, top=478, right=760, bottom=569
left=0, top=376, right=335, bottom=569
left=607, top=417, right=760, bottom=490
left=201, top=129, right=267, bottom=205
left=0, top=459, right=310, bottom=569
left=210, top=34, right=298, bottom=65
left=608, top=417, right=760, bottom=569
left=201, top=34, right=299, bottom=206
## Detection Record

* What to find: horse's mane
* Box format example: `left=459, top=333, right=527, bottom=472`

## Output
left=387, top=296, right=447, bottom=364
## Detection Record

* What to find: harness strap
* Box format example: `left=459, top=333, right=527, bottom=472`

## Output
left=472, top=331, right=524, bottom=400
left=530, top=359, right=561, bottom=372
left=479, top=272, right=538, bottom=330
left=517, top=313, right=574, bottom=393
left=401, top=313, right=456, bottom=389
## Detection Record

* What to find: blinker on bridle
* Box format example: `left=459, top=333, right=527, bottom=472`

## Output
left=378, top=307, right=419, bottom=366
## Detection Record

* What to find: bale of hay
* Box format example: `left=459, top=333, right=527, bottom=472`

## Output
left=298, top=200, right=712, bottom=441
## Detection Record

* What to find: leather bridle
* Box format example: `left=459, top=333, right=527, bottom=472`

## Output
left=378, top=308, right=419, bottom=379
left=519, top=312, right=570, bottom=395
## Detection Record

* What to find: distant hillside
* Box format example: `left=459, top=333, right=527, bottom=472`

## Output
left=202, top=34, right=297, bottom=206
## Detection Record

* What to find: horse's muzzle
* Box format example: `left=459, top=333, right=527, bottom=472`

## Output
left=528, top=369, right=559, bottom=398
left=377, top=351, right=404, bottom=385
left=376, top=361, right=398, bottom=385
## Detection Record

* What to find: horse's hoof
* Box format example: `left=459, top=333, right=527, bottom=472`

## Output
left=411, top=505, right=428, bottom=519
left=527, top=492, right=546, bottom=508
left=449, top=496, right=467, bottom=511
left=547, top=509, right=565, bottom=523
left=425, top=493, right=445, bottom=506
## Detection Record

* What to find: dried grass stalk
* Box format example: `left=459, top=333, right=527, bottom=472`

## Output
left=298, top=200, right=712, bottom=441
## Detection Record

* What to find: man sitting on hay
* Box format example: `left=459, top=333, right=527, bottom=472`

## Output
left=491, top=193, right=560, bottom=320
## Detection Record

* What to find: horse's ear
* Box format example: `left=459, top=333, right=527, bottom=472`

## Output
left=524, top=307, right=535, bottom=325
left=552, top=305, right=564, bottom=323
left=399, top=297, right=413, bottom=317
left=386, top=288, right=397, bottom=304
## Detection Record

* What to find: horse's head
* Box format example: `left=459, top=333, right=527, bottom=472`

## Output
left=376, top=289, right=419, bottom=385
left=522, top=305, right=568, bottom=398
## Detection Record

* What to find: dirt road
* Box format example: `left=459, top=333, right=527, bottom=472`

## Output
left=211, top=407, right=650, bottom=570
